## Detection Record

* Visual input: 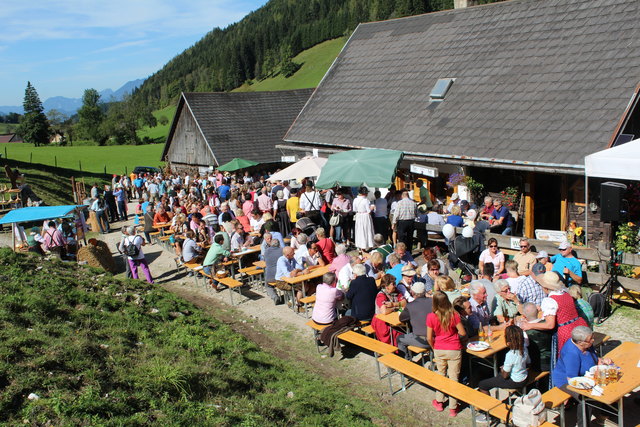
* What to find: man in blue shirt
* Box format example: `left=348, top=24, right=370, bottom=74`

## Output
left=113, top=185, right=128, bottom=221
left=552, top=326, right=612, bottom=426
left=274, top=247, right=308, bottom=307
left=491, top=199, right=514, bottom=236
left=550, top=241, right=583, bottom=285
left=217, top=179, right=231, bottom=200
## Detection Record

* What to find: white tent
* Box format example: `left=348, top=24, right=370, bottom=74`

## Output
left=584, top=138, right=640, bottom=180
left=267, top=156, right=327, bottom=182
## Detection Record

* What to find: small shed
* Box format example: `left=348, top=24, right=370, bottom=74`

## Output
left=0, top=133, right=23, bottom=143
left=162, top=89, right=313, bottom=172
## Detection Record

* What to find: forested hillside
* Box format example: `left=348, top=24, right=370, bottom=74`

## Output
left=135, top=0, right=503, bottom=109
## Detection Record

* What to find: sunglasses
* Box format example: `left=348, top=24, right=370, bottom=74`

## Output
left=520, top=245, right=529, bottom=248
left=489, top=245, right=498, bottom=248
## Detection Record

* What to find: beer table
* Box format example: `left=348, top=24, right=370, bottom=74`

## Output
left=568, top=341, right=640, bottom=427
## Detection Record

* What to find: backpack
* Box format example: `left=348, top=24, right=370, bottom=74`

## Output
left=588, top=291, right=611, bottom=323
left=509, top=389, right=546, bottom=427
left=124, top=237, right=140, bottom=257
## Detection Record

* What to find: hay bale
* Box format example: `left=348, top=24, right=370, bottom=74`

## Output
left=77, top=240, right=116, bottom=273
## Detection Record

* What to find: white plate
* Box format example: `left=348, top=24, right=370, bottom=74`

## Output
left=467, top=341, right=491, bottom=351
left=568, top=377, right=595, bottom=390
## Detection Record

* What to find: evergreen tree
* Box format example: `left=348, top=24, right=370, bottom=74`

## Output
left=77, top=89, right=106, bottom=145
left=17, top=82, right=51, bottom=147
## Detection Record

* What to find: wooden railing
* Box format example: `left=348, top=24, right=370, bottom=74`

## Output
left=421, top=224, right=640, bottom=292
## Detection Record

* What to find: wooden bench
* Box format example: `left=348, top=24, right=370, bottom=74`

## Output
left=299, top=294, right=316, bottom=318
left=541, top=387, right=571, bottom=427
left=306, top=319, right=329, bottom=353
left=217, top=276, right=245, bottom=305
left=407, top=345, right=433, bottom=369
left=338, top=331, right=397, bottom=379
left=378, top=353, right=505, bottom=418
left=182, top=261, right=203, bottom=287
left=593, top=331, right=610, bottom=356
left=360, top=325, right=375, bottom=336
left=505, top=371, right=550, bottom=400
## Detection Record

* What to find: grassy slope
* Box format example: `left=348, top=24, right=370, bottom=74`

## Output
left=1, top=143, right=164, bottom=176
left=137, top=105, right=177, bottom=143
left=235, top=37, right=347, bottom=92
left=0, top=249, right=379, bottom=425
left=0, top=159, right=109, bottom=206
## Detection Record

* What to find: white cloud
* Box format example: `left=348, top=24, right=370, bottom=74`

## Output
left=0, top=0, right=254, bottom=43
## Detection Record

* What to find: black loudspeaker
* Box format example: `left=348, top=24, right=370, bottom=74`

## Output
left=600, top=182, right=627, bottom=222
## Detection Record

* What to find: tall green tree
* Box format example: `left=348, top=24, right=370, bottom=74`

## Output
left=77, top=88, right=106, bottom=145
left=17, top=82, right=51, bottom=147
left=101, top=95, right=157, bottom=145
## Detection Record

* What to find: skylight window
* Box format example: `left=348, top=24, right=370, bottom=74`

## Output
left=430, top=78, right=454, bottom=101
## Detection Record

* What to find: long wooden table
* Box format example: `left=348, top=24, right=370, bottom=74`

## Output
left=282, top=265, right=329, bottom=315
left=466, top=329, right=508, bottom=377
left=375, top=310, right=408, bottom=346
left=568, top=341, right=640, bottom=427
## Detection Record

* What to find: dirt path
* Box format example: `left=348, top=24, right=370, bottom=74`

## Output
left=1, top=203, right=639, bottom=426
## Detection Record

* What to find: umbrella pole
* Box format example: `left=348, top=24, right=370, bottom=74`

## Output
left=584, top=172, right=589, bottom=246
left=11, top=222, right=15, bottom=252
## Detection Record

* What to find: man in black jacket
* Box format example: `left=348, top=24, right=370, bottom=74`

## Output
left=397, top=281, right=432, bottom=359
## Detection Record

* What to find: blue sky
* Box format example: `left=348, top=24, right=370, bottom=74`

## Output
left=0, top=0, right=267, bottom=106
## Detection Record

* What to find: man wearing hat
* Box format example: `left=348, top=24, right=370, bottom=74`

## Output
left=446, top=192, right=460, bottom=214
left=397, top=280, right=432, bottom=359
left=535, top=250, right=552, bottom=271
left=550, top=241, right=583, bottom=285
left=397, top=264, right=420, bottom=303
left=521, top=271, right=587, bottom=356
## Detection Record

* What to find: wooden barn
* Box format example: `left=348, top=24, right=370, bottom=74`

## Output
left=162, top=89, right=313, bottom=172
left=0, top=134, right=23, bottom=143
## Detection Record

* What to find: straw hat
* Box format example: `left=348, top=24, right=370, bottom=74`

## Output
left=401, top=264, right=417, bottom=276
left=539, top=271, right=564, bottom=291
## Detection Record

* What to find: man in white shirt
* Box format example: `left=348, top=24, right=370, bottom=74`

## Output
left=299, top=182, right=323, bottom=226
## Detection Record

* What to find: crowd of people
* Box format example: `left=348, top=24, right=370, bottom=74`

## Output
left=38, top=167, right=616, bottom=424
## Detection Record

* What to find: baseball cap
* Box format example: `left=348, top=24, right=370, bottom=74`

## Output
left=535, top=250, right=548, bottom=259
left=531, top=262, right=546, bottom=276
left=411, top=281, right=426, bottom=294
left=558, top=241, right=571, bottom=250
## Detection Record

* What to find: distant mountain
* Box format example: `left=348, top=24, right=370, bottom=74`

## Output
left=0, top=78, right=146, bottom=116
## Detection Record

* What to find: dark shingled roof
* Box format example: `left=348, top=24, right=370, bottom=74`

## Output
left=284, top=0, right=640, bottom=170
left=165, top=89, right=313, bottom=165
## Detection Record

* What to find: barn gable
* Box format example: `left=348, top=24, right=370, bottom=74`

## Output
left=163, top=89, right=313, bottom=168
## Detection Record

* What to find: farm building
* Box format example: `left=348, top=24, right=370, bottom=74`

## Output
left=162, top=89, right=313, bottom=172
left=0, top=134, right=23, bottom=143
left=282, top=0, right=640, bottom=241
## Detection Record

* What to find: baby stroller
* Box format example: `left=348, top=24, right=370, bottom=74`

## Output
left=448, top=233, right=482, bottom=283
left=295, top=217, right=318, bottom=238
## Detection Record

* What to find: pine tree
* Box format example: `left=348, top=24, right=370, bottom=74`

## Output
left=17, top=82, right=51, bottom=147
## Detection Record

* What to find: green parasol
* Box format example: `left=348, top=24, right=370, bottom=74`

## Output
left=217, top=158, right=260, bottom=172
left=315, top=149, right=403, bottom=189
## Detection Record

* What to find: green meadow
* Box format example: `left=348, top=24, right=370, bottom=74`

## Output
left=234, top=37, right=346, bottom=92
left=0, top=143, right=164, bottom=176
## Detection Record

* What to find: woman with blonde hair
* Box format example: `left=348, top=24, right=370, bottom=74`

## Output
left=427, top=291, right=467, bottom=417
left=434, top=275, right=461, bottom=303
